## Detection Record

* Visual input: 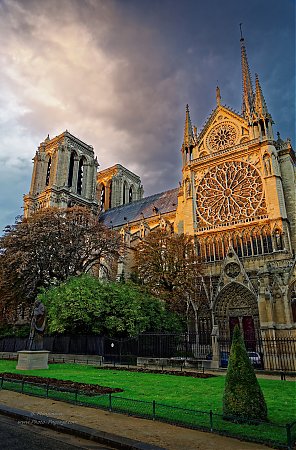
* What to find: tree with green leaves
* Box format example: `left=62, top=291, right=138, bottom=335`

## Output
left=38, top=274, right=184, bottom=336
left=223, top=325, right=267, bottom=422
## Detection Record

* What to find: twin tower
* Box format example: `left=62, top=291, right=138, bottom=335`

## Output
left=23, top=131, right=143, bottom=217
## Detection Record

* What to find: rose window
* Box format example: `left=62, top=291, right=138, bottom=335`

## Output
left=196, top=161, right=264, bottom=225
left=225, top=262, right=240, bottom=278
left=208, top=123, right=238, bottom=151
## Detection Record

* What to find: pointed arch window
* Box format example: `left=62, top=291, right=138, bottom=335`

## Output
left=223, top=236, right=230, bottom=257
left=122, top=181, right=127, bottom=205
left=45, top=156, right=51, bottom=186
left=77, top=158, right=84, bottom=195
left=205, top=238, right=213, bottom=262
left=100, top=184, right=105, bottom=210
left=235, top=234, right=243, bottom=257
left=243, top=232, right=252, bottom=256
left=216, top=238, right=223, bottom=260
left=198, top=239, right=204, bottom=260
left=196, top=240, right=202, bottom=258
left=262, top=234, right=268, bottom=253
left=251, top=230, right=262, bottom=255
left=267, top=234, right=273, bottom=252
left=129, top=186, right=133, bottom=203
left=232, top=234, right=241, bottom=257
left=68, top=152, right=75, bottom=187
left=262, top=227, right=272, bottom=253
left=252, top=236, right=258, bottom=255
left=260, top=119, right=266, bottom=137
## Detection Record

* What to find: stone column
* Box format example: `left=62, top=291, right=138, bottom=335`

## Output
left=29, top=154, right=39, bottom=195
left=82, top=163, right=89, bottom=198
left=50, top=150, right=59, bottom=187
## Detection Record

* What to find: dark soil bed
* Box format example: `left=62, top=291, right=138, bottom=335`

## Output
left=97, top=366, right=216, bottom=378
left=0, top=372, right=123, bottom=396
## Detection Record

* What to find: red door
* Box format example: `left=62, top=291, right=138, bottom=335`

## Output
left=242, top=316, right=256, bottom=350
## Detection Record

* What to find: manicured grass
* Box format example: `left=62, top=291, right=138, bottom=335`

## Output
left=0, top=360, right=294, bottom=423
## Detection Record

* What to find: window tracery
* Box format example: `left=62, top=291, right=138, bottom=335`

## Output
left=196, top=161, right=266, bottom=226
left=207, top=122, right=238, bottom=152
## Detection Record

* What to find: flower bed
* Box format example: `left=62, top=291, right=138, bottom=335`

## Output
left=0, top=372, right=123, bottom=396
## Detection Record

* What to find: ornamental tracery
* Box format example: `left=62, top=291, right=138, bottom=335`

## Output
left=207, top=122, right=238, bottom=152
left=196, top=161, right=266, bottom=226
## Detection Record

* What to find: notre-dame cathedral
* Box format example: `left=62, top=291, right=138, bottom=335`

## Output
left=24, top=35, right=296, bottom=346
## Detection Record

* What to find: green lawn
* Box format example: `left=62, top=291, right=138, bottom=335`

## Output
left=0, top=360, right=295, bottom=422
left=0, top=360, right=295, bottom=446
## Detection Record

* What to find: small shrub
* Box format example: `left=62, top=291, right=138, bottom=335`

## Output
left=223, top=325, right=267, bottom=422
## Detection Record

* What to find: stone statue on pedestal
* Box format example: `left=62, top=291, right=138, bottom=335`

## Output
left=28, top=300, right=46, bottom=350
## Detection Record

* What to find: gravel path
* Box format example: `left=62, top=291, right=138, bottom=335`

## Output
left=0, top=390, right=273, bottom=450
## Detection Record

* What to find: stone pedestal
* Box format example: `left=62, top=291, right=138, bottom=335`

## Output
left=16, top=350, right=50, bottom=370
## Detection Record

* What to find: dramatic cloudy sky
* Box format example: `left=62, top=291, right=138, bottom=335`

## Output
left=0, top=0, right=294, bottom=232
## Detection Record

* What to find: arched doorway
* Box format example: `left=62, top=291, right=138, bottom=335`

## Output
left=214, top=282, right=260, bottom=349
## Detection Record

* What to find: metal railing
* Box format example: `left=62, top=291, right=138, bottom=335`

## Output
left=0, top=333, right=295, bottom=372
left=218, top=337, right=296, bottom=372
left=0, top=375, right=294, bottom=449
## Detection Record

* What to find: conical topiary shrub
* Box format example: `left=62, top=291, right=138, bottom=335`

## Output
left=223, top=325, right=267, bottom=422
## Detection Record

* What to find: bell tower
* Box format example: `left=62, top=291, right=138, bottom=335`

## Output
left=23, top=131, right=98, bottom=217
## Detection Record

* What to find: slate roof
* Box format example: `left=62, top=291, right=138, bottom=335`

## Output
left=99, top=188, right=179, bottom=228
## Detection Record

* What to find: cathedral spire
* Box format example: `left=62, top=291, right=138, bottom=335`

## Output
left=183, top=104, right=195, bottom=149
left=254, top=73, right=271, bottom=120
left=216, top=85, right=221, bottom=106
left=240, top=27, right=254, bottom=121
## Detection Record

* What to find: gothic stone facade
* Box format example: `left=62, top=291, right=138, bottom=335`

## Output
left=24, top=131, right=99, bottom=215
left=24, top=38, right=296, bottom=347
left=97, top=164, right=143, bottom=211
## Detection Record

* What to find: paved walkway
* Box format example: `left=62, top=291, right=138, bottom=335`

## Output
left=0, top=390, right=273, bottom=450
left=0, top=414, right=113, bottom=450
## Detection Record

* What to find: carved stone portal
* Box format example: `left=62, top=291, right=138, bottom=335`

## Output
left=213, top=282, right=260, bottom=343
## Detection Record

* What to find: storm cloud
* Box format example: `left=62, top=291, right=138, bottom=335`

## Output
left=0, top=0, right=294, bottom=232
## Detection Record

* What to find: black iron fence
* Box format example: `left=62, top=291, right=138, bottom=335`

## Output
left=0, top=333, right=295, bottom=372
left=218, top=337, right=296, bottom=372
left=103, top=333, right=212, bottom=361
left=0, top=375, right=295, bottom=449
left=0, top=335, right=104, bottom=355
